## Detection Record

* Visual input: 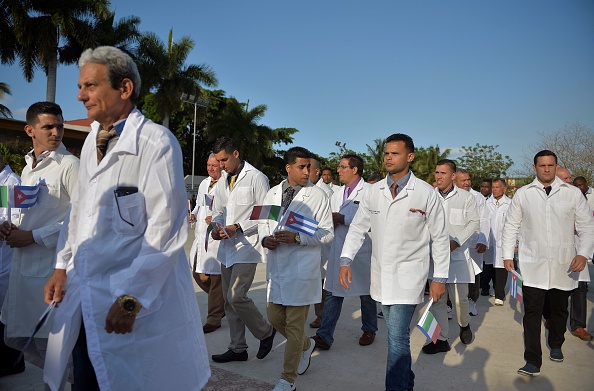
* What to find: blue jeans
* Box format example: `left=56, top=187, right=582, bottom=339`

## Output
left=382, top=304, right=417, bottom=391
left=316, top=291, right=378, bottom=345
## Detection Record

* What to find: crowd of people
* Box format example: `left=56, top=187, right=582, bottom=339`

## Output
left=0, top=44, right=593, bottom=391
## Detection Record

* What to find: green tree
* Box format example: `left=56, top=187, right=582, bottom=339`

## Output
left=0, top=82, right=13, bottom=118
left=410, top=145, right=451, bottom=185
left=135, top=29, right=218, bottom=128
left=0, top=0, right=110, bottom=102
left=365, top=138, right=386, bottom=178
left=457, top=144, right=513, bottom=189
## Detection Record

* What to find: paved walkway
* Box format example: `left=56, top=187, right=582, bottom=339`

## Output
left=2, top=229, right=593, bottom=390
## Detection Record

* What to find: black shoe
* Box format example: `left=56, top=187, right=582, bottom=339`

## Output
left=257, top=328, right=276, bottom=359
left=421, top=339, right=451, bottom=354
left=549, top=348, right=564, bottom=362
left=460, top=325, right=473, bottom=344
left=211, top=349, right=248, bottom=363
left=517, top=363, right=540, bottom=377
left=480, top=290, right=490, bottom=296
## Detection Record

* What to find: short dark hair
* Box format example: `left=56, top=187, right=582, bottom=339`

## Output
left=321, top=167, right=333, bottom=175
left=26, top=102, right=63, bottom=125
left=341, top=154, right=364, bottom=177
left=284, top=146, right=311, bottom=165
left=492, top=177, right=507, bottom=187
left=212, top=137, right=239, bottom=155
left=367, top=173, right=382, bottom=182
left=456, top=168, right=469, bottom=175
left=436, top=159, right=456, bottom=172
left=533, top=149, right=557, bottom=165
left=574, top=176, right=587, bottom=183
left=386, top=133, right=414, bottom=153
left=481, top=178, right=492, bottom=185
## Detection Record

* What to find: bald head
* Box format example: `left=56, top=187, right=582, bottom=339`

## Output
left=309, top=158, right=321, bottom=183
left=556, top=166, right=572, bottom=184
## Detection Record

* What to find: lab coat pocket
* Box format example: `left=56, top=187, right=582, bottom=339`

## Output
left=397, top=262, right=423, bottom=290
left=235, top=187, right=254, bottom=205
left=136, top=295, right=163, bottom=320
left=112, top=193, right=147, bottom=235
left=449, top=208, right=465, bottom=226
left=403, top=215, right=424, bottom=241
left=518, top=241, right=538, bottom=263
left=37, top=182, right=60, bottom=208
left=297, top=250, right=319, bottom=281
left=20, top=248, right=52, bottom=277
left=556, top=244, right=576, bottom=265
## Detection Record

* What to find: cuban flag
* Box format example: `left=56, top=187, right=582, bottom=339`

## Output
left=417, top=299, right=441, bottom=343
left=282, top=211, right=319, bottom=236
left=0, top=183, right=40, bottom=208
left=510, top=270, right=523, bottom=304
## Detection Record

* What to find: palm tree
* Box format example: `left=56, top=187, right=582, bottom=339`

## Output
left=365, top=138, right=386, bottom=178
left=0, top=82, right=13, bottom=118
left=0, top=0, right=110, bottom=102
left=135, top=29, right=218, bottom=128
left=411, top=145, right=451, bottom=184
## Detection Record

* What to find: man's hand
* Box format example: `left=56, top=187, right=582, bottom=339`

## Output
left=450, top=240, right=460, bottom=252
left=44, top=269, right=67, bottom=304
left=105, top=301, right=137, bottom=334
left=204, top=216, right=213, bottom=225
left=504, top=259, right=515, bottom=272
left=0, top=221, right=15, bottom=241
left=211, top=227, right=222, bottom=240
left=339, top=266, right=352, bottom=290
left=332, top=212, right=345, bottom=227
left=569, top=255, right=587, bottom=273
left=429, top=281, right=446, bottom=302
left=5, top=228, right=35, bottom=248
left=188, top=214, right=196, bottom=223
left=218, top=225, right=237, bottom=239
left=274, top=230, right=297, bottom=244
left=475, top=243, right=487, bottom=254
left=262, top=235, right=279, bottom=250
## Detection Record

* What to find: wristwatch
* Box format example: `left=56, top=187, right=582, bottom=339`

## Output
left=117, top=295, right=142, bottom=316
left=294, top=233, right=301, bottom=244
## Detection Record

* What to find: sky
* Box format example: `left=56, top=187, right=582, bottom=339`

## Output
left=1, top=0, right=593, bottom=173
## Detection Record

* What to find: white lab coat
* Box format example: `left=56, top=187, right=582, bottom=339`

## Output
left=188, top=176, right=222, bottom=274
left=467, top=188, right=490, bottom=267
left=483, top=195, right=512, bottom=268
left=432, top=186, right=480, bottom=283
left=0, top=165, right=21, bottom=306
left=1, top=145, right=78, bottom=340
left=315, top=179, right=333, bottom=279
left=501, top=177, right=594, bottom=291
left=325, top=180, right=372, bottom=297
left=212, top=161, right=269, bottom=267
left=586, top=187, right=594, bottom=212
left=341, top=172, right=450, bottom=305
left=43, top=109, right=210, bottom=391
left=259, top=181, right=333, bottom=305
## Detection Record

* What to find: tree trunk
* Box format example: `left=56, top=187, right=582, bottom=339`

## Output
left=162, top=111, right=170, bottom=129
left=46, top=51, right=58, bottom=103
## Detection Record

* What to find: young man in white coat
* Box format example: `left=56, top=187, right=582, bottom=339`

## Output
left=260, top=146, right=334, bottom=391
left=422, top=159, right=480, bottom=354
left=483, top=178, right=512, bottom=306
left=454, top=168, right=489, bottom=316
left=1, top=102, right=79, bottom=372
left=0, top=153, right=22, bottom=376
left=210, top=136, right=276, bottom=363
left=339, top=133, right=450, bottom=391
left=313, top=154, right=377, bottom=350
left=43, top=46, right=210, bottom=391
left=502, top=150, right=594, bottom=377
left=189, top=154, right=225, bottom=334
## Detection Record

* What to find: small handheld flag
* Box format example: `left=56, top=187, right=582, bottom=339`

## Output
left=0, top=183, right=40, bottom=209
left=205, top=222, right=219, bottom=251
left=417, top=299, right=441, bottom=343
left=283, top=211, right=319, bottom=236
left=205, top=194, right=214, bottom=210
left=250, top=205, right=283, bottom=221
left=510, top=270, right=523, bottom=304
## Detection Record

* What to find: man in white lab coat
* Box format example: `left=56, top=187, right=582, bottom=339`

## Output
left=502, top=150, right=594, bottom=377
left=260, top=146, right=334, bottom=391
left=314, top=154, right=377, bottom=350
left=1, top=102, right=79, bottom=374
left=422, top=159, right=479, bottom=354
left=210, top=136, right=276, bottom=363
left=43, top=46, right=210, bottom=391
left=339, top=133, right=450, bottom=391
left=0, top=152, right=22, bottom=376
left=188, top=154, right=225, bottom=334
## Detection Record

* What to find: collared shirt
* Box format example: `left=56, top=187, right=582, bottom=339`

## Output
left=26, top=149, right=52, bottom=169
left=281, top=181, right=304, bottom=198
left=227, top=161, right=245, bottom=187
left=386, top=170, right=411, bottom=197
left=438, top=184, right=455, bottom=198
left=102, top=118, right=127, bottom=156
left=343, top=177, right=362, bottom=204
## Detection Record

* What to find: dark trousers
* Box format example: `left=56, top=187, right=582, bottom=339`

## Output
left=0, top=320, right=23, bottom=371
left=72, top=319, right=100, bottom=391
left=468, top=273, right=480, bottom=301
left=493, top=268, right=508, bottom=300
left=480, top=263, right=495, bottom=292
left=523, top=286, right=570, bottom=368
left=570, top=282, right=588, bottom=330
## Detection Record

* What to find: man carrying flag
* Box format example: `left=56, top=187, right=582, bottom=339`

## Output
left=0, top=102, right=79, bottom=373
left=259, top=147, right=333, bottom=391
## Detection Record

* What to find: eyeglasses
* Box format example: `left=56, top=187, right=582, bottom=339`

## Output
left=337, top=165, right=352, bottom=170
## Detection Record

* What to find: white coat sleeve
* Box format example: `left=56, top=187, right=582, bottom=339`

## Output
left=341, top=190, right=372, bottom=261
left=239, top=173, right=269, bottom=235
left=501, top=192, right=523, bottom=261
left=452, top=195, right=480, bottom=247
left=299, top=190, right=334, bottom=247
left=426, top=190, right=450, bottom=279
left=574, top=191, right=594, bottom=258
left=478, top=202, right=491, bottom=247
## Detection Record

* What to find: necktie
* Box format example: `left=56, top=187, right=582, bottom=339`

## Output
left=96, top=127, right=117, bottom=163
left=282, top=187, right=296, bottom=210
left=229, top=174, right=238, bottom=190
left=544, top=186, right=552, bottom=196
left=343, top=186, right=351, bottom=205
left=496, top=199, right=500, bottom=207
left=390, top=183, right=398, bottom=199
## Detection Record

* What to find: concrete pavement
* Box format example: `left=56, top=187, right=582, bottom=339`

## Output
left=2, top=228, right=593, bottom=390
